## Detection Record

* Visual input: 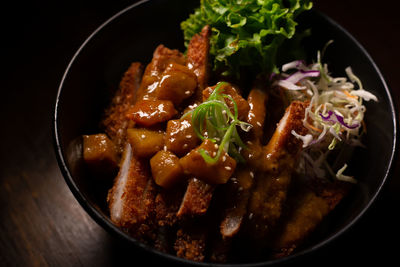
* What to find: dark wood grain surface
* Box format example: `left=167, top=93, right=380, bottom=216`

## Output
left=1, top=1, right=399, bottom=266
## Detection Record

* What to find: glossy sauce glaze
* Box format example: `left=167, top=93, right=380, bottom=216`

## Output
left=82, top=27, right=351, bottom=263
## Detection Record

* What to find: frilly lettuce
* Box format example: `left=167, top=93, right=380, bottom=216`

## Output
left=181, top=0, right=313, bottom=76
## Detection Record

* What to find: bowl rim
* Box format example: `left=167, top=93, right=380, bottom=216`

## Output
left=53, top=1, right=398, bottom=266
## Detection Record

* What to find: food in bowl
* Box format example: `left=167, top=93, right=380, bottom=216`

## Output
left=80, top=0, right=377, bottom=263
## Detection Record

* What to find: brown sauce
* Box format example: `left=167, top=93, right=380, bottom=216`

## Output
left=82, top=26, right=351, bottom=263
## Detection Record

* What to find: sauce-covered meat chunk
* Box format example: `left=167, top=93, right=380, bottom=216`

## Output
left=155, top=63, right=197, bottom=105
left=126, top=128, right=165, bottom=158
left=165, top=117, right=199, bottom=156
left=126, top=98, right=177, bottom=127
left=179, top=139, right=236, bottom=184
left=150, top=150, right=183, bottom=188
left=202, top=83, right=250, bottom=120
left=83, top=134, right=118, bottom=175
left=136, top=45, right=186, bottom=101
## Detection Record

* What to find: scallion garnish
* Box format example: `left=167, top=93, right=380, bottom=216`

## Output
left=182, top=82, right=252, bottom=164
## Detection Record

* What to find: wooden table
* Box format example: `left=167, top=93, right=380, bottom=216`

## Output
left=1, top=0, right=399, bottom=266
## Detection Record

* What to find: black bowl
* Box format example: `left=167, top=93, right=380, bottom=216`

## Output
left=53, top=0, right=397, bottom=265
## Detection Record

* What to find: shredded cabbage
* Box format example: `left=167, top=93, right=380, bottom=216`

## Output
left=275, top=42, right=378, bottom=182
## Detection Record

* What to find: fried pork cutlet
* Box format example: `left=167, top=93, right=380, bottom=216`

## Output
left=270, top=178, right=351, bottom=258
left=177, top=178, right=215, bottom=217
left=176, top=25, right=215, bottom=218
left=174, top=225, right=207, bottom=262
left=107, top=143, right=156, bottom=242
left=245, top=101, right=308, bottom=243
left=187, top=25, right=211, bottom=102
left=102, top=62, right=143, bottom=154
left=219, top=88, right=269, bottom=239
left=94, top=17, right=356, bottom=263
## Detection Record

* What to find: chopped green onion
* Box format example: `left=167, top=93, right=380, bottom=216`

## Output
left=181, top=82, right=252, bottom=164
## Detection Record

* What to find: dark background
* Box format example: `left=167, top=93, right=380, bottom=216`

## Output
left=1, top=0, right=399, bottom=266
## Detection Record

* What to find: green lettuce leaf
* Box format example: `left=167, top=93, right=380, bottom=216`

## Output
left=181, top=0, right=313, bottom=77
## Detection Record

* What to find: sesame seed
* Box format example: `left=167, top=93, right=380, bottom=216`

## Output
left=222, top=110, right=227, bottom=115
left=163, top=146, right=167, bottom=151
left=249, top=171, right=254, bottom=178
left=249, top=213, right=254, bottom=219
left=225, top=166, right=231, bottom=171
left=231, top=177, right=237, bottom=181
left=213, top=152, right=216, bottom=157
left=183, top=144, right=188, bottom=148
left=222, top=155, right=226, bottom=162
left=141, top=134, right=146, bottom=139
left=214, top=144, right=219, bottom=149
left=256, top=121, right=262, bottom=127
left=188, top=103, right=198, bottom=110
left=247, top=141, right=253, bottom=145
left=186, top=135, right=192, bottom=139
left=185, top=90, right=191, bottom=95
